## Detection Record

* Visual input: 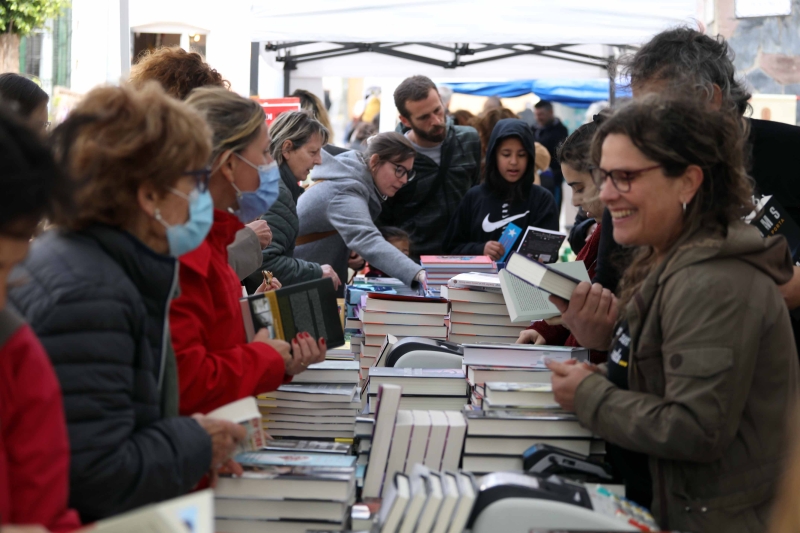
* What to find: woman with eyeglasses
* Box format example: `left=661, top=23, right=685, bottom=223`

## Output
left=546, top=95, right=799, bottom=533
left=8, top=83, right=247, bottom=522
left=442, top=118, right=558, bottom=260
left=294, top=132, right=427, bottom=290
left=170, top=87, right=324, bottom=417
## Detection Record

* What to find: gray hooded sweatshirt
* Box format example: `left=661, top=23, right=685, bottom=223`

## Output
left=294, top=150, right=421, bottom=287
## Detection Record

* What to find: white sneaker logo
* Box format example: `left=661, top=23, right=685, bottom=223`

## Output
left=481, top=211, right=530, bottom=233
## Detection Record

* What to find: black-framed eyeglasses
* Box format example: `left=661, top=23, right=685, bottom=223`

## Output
left=590, top=164, right=662, bottom=193
left=390, top=162, right=416, bottom=182
left=183, top=166, right=212, bottom=193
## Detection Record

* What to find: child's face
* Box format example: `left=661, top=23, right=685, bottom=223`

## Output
left=496, top=137, right=528, bottom=183
left=388, top=237, right=410, bottom=256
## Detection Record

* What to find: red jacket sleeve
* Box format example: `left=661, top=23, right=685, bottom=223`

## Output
left=170, top=266, right=290, bottom=415
left=1, top=326, right=81, bottom=532
left=529, top=320, right=571, bottom=346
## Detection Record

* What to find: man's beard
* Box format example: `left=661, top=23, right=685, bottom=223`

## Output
left=411, top=122, right=446, bottom=143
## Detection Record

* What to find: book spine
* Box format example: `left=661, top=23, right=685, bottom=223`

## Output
left=266, top=291, right=284, bottom=341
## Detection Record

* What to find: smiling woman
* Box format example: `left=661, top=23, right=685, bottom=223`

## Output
left=294, top=132, right=426, bottom=293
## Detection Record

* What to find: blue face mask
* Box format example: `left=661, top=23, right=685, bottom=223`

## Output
left=230, top=154, right=281, bottom=223
left=154, top=188, right=214, bottom=257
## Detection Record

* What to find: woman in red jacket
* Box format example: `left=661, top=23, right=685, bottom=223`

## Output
left=0, top=110, right=80, bottom=531
left=516, top=117, right=608, bottom=364
left=171, top=87, right=325, bottom=415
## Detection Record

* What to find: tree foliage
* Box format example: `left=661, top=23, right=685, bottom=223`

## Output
left=0, top=0, right=70, bottom=36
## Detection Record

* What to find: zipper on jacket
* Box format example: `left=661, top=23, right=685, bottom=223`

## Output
left=157, top=262, right=180, bottom=391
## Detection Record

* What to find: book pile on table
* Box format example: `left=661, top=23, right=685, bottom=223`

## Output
left=358, top=293, right=450, bottom=359
left=215, top=440, right=357, bottom=533
left=419, top=255, right=497, bottom=291
left=459, top=342, right=602, bottom=473
left=363, top=367, right=468, bottom=414
left=440, top=272, right=527, bottom=345
left=362, top=384, right=468, bottom=501
left=367, top=464, right=477, bottom=533
left=256, top=359, right=361, bottom=440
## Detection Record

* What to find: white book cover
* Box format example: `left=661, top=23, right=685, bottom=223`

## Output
left=424, top=411, right=449, bottom=471
left=207, top=397, right=266, bottom=454
left=378, top=473, right=410, bottom=533
left=414, top=469, right=443, bottom=533
left=431, top=472, right=459, bottom=533
left=397, top=467, right=428, bottom=533
left=363, top=384, right=403, bottom=498
left=382, top=410, right=414, bottom=497
left=441, top=411, right=467, bottom=472
left=404, top=410, right=432, bottom=475
left=499, top=262, right=590, bottom=322
left=447, top=472, right=477, bottom=533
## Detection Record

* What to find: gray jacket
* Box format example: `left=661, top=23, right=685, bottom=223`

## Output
left=295, top=150, right=422, bottom=287
left=227, top=226, right=261, bottom=280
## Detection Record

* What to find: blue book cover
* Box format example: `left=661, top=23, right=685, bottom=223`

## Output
left=236, top=451, right=357, bottom=468
left=498, top=223, right=523, bottom=262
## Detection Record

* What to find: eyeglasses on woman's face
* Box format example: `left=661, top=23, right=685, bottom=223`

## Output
left=389, top=161, right=416, bottom=182
left=183, top=166, right=213, bottom=193
left=590, top=164, right=662, bottom=193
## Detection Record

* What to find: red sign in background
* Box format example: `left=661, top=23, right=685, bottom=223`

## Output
left=258, top=97, right=302, bottom=125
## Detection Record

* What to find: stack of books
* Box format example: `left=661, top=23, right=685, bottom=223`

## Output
left=419, top=255, right=497, bottom=291
left=461, top=407, right=594, bottom=474
left=359, top=293, right=450, bottom=357
left=363, top=367, right=468, bottom=414
left=256, top=369, right=361, bottom=440
left=363, top=384, right=468, bottom=500
left=440, top=272, right=528, bottom=344
left=372, top=465, right=477, bottom=533
left=215, top=445, right=357, bottom=533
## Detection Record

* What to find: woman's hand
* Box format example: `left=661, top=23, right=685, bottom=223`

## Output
left=246, top=220, right=273, bottom=249
left=414, top=270, right=428, bottom=292
left=483, top=241, right=505, bottom=261
left=549, top=282, right=618, bottom=351
left=516, top=329, right=548, bottom=345
left=348, top=251, right=366, bottom=271
left=321, top=264, right=341, bottom=290
left=546, top=358, right=595, bottom=412
left=255, top=276, right=282, bottom=294
left=192, top=414, right=247, bottom=469
left=284, top=333, right=326, bottom=375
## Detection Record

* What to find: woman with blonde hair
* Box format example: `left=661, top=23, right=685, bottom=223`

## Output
left=9, top=82, right=246, bottom=522
left=170, top=87, right=324, bottom=416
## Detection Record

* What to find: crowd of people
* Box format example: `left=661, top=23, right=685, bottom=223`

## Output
left=1, top=26, right=800, bottom=533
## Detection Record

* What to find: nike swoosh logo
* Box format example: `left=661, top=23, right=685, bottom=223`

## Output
left=482, top=211, right=530, bottom=233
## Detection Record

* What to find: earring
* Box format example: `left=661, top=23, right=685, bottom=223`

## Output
left=682, top=202, right=687, bottom=214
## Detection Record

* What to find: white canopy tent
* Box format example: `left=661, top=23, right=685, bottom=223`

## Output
left=248, top=0, right=699, bottom=86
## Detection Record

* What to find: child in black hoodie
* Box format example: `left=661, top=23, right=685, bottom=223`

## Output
left=442, top=118, right=559, bottom=259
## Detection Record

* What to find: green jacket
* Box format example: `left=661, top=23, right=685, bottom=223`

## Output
left=244, top=164, right=323, bottom=293
left=575, top=221, right=799, bottom=533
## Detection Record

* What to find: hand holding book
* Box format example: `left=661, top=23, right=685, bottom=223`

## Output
left=252, top=330, right=326, bottom=375
left=483, top=241, right=505, bottom=261
left=191, top=413, right=247, bottom=485
left=549, top=281, right=618, bottom=351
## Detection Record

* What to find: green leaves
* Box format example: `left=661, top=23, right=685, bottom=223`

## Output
left=0, top=0, right=70, bottom=36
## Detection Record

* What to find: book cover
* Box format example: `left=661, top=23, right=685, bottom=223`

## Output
left=261, top=439, right=352, bottom=455
left=241, top=278, right=344, bottom=348
left=516, top=226, right=567, bottom=264
left=367, top=292, right=449, bottom=304
left=505, top=253, right=585, bottom=301
left=463, top=408, right=577, bottom=421
left=235, top=451, right=356, bottom=468
left=420, top=255, right=494, bottom=265
left=498, top=223, right=523, bottom=263
left=234, top=465, right=356, bottom=481
left=368, top=367, right=466, bottom=379
left=207, top=397, right=266, bottom=454
left=751, top=195, right=800, bottom=265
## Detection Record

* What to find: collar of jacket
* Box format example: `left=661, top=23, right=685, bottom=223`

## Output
left=180, top=209, right=243, bottom=279
left=279, top=162, right=305, bottom=203
left=81, top=223, right=178, bottom=303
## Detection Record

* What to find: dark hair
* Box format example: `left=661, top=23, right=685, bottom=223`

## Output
left=484, top=119, right=536, bottom=203
left=557, top=113, right=608, bottom=173
left=534, top=100, right=553, bottom=111
left=591, top=94, right=753, bottom=308
left=474, top=108, right=517, bottom=165
left=451, top=109, right=474, bottom=126
left=379, top=226, right=410, bottom=242
left=0, top=107, right=68, bottom=236
left=365, top=131, right=415, bottom=169
left=621, top=26, right=751, bottom=117
left=394, top=75, right=438, bottom=118
left=129, top=46, right=229, bottom=100
left=0, top=73, right=49, bottom=117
